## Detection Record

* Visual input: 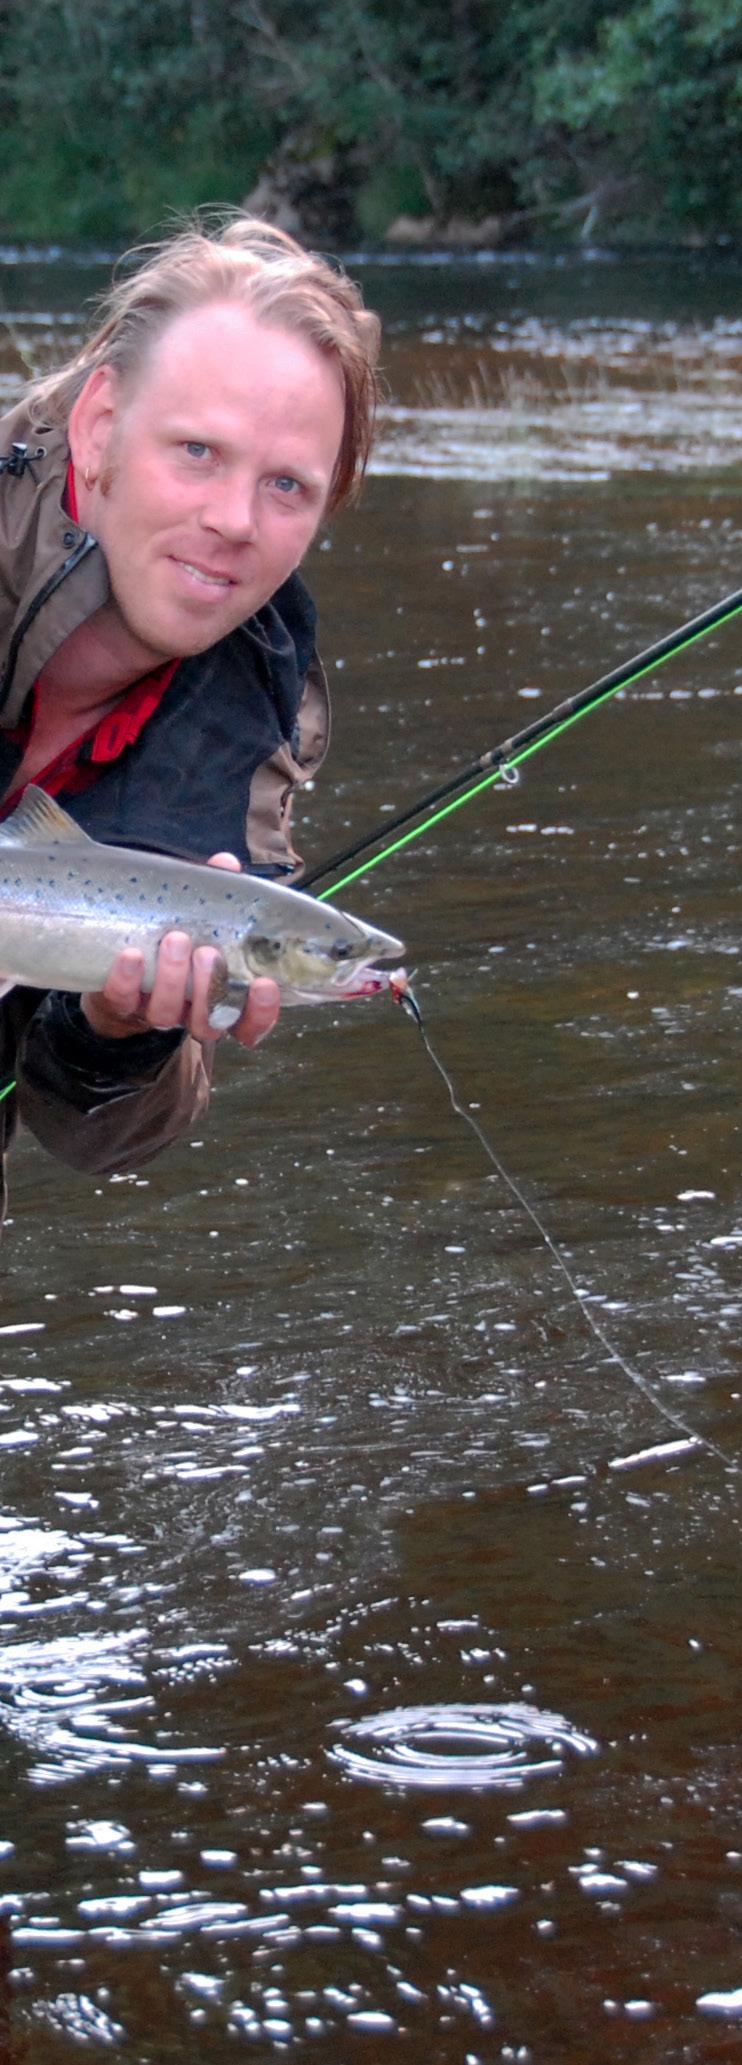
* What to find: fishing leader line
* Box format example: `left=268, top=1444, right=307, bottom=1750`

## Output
left=393, top=981, right=735, bottom=1473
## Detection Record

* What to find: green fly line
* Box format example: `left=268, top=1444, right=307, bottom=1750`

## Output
left=316, top=593, right=742, bottom=902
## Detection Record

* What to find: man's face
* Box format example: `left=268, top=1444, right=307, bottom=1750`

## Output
left=72, top=301, right=346, bottom=664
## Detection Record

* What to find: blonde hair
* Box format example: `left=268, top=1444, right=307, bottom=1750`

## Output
left=29, top=215, right=381, bottom=512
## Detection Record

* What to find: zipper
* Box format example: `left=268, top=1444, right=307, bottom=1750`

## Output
left=0, top=532, right=98, bottom=717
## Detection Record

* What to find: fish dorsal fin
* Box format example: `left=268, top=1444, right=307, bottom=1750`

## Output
left=0, top=784, right=96, bottom=846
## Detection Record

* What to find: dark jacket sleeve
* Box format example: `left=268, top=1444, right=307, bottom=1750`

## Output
left=13, top=991, right=212, bottom=1175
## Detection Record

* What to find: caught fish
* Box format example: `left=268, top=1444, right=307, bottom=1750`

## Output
left=0, top=786, right=405, bottom=1020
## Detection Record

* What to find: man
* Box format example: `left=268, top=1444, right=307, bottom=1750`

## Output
left=0, top=216, right=381, bottom=1221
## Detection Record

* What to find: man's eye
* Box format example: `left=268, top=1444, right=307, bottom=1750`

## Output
left=273, top=475, right=301, bottom=495
left=184, top=441, right=211, bottom=460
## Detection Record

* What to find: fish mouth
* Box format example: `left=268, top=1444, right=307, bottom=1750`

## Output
left=324, top=930, right=405, bottom=992
left=328, top=961, right=401, bottom=997
left=286, top=962, right=406, bottom=1005
left=244, top=922, right=405, bottom=997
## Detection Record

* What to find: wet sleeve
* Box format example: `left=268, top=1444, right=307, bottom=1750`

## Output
left=14, top=991, right=213, bottom=1175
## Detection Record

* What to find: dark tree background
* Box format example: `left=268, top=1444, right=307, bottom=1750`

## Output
left=0, top=0, right=739, bottom=244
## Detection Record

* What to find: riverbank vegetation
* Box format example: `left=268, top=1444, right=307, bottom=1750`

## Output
left=2, top=0, right=741, bottom=248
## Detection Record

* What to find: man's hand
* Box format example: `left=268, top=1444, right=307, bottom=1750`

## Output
left=80, top=853, right=280, bottom=1050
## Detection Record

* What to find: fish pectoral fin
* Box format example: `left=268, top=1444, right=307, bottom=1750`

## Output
left=0, top=785, right=96, bottom=847
left=206, top=955, right=248, bottom=1033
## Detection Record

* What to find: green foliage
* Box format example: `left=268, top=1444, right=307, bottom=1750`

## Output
left=0, top=0, right=276, bottom=240
left=355, top=166, right=432, bottom=242
left=0, top=0, right=740, bottom=242
left=536, top=0, right=742, bottom=232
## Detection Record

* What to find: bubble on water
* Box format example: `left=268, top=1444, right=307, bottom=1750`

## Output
left=348, top=2010, right=396, bottom=2031
left=66, top=1819, right=135, bottom=1854
left=33, top=1993, right=125, bottom=2047
left=697, top=1988, right=742, bottom=2016
left=328, top=1702, right=598, bottom=1789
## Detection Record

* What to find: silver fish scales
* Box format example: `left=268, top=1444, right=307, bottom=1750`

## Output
left=0, top=786, right=404, bottom=1018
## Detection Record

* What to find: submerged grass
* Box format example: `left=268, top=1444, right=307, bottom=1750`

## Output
left=406, top=334, right=742, bottom=415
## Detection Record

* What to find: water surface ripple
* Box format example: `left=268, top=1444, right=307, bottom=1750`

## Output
left=329, top=1700, right=599, bottom=1788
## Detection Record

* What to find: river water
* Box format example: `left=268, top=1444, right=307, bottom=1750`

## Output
left=0, top=249, right=740, bottom=2062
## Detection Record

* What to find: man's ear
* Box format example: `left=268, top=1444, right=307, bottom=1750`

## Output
left=68, top=365, right=120, bottom=483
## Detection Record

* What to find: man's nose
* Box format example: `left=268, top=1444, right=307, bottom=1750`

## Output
left=202, top=474, right=257, bottom=540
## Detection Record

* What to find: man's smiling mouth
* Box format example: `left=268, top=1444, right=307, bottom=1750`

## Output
left=174, top=559, right=234, bottom=588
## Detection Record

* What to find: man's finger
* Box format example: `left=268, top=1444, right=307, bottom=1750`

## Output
left=232, top=975, right=280, bottom=1049
left=189, top=945, right=229, bottom=1044
left=82, top=947, right=148, bottom=1037
left=82, top=919, right=280, bottom=1051
left=187, top=953, right=281, bottom=1050
left=144, top=931, right=193, bottom=1029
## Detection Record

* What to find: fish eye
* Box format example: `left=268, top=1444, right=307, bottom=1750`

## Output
left=330, top=941, right=356, bottom=962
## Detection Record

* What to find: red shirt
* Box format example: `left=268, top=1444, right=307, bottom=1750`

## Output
left=1, top=464, right=178, bottom=815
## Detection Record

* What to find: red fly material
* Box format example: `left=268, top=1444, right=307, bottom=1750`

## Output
left=389, top=969, right=411, bottom=1006
left=335, top=964, right=408, bottom=1001
left=300, top=962, right=406, bottom=1002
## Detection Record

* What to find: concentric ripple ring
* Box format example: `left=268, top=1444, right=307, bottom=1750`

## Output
left=329, top=1701, right=599, bottom=1789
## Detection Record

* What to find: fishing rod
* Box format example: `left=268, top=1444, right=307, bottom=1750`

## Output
left=305, top=581, right=742, bottom=902
left=0, top=581, right=736, bottom=1113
